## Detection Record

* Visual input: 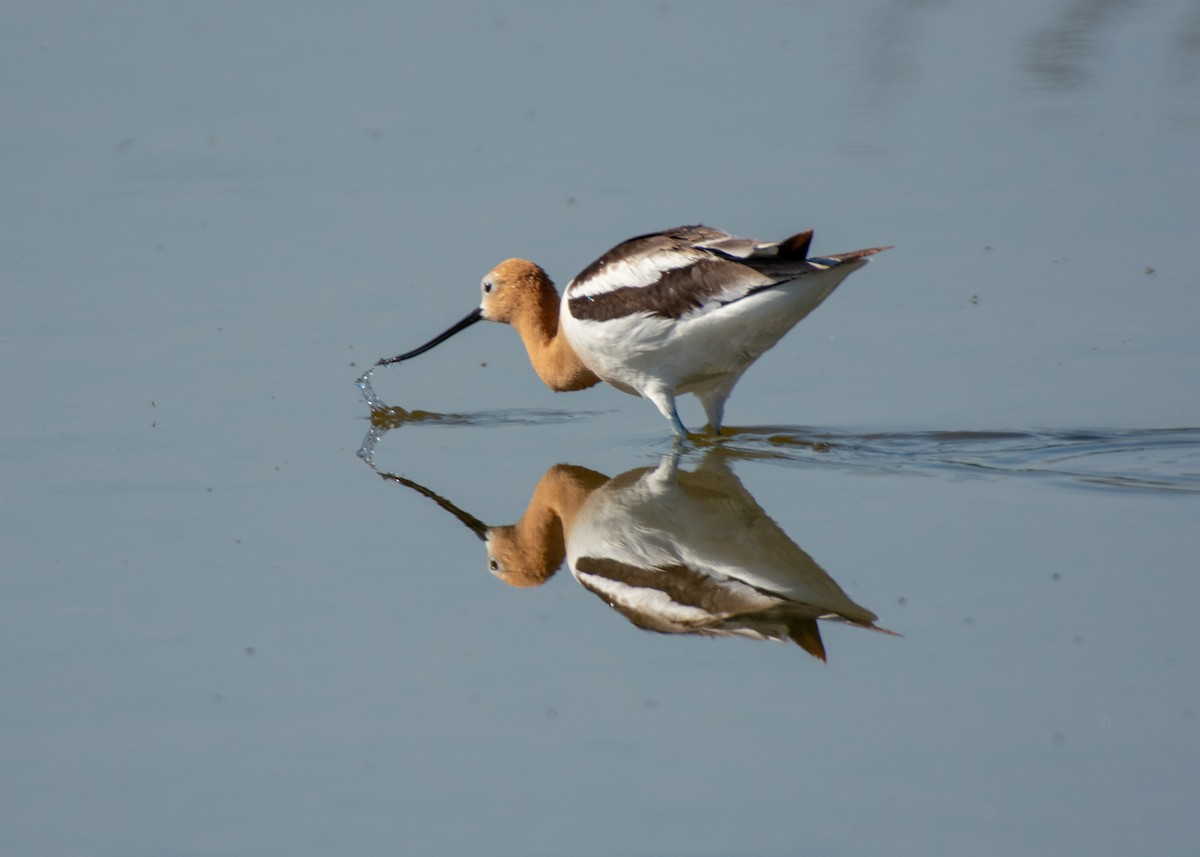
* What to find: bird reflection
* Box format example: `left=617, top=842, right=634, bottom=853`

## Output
left=374, top=452, right=895, bottom=661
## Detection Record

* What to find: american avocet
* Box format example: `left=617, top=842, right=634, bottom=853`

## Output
left=374, top=452, right=896, bottom=660
left=371, top=225, right=890, bottom=435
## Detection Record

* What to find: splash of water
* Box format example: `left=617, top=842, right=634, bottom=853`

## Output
left=356, top=368, right=383, bottom=410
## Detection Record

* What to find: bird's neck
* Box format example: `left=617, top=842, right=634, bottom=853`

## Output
left=512, top=289, right=600, bottom=392
left=490, top=464, right=610, bottom=587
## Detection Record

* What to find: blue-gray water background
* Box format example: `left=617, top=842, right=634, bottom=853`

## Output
left=3, top=2, right=1199, bottom=855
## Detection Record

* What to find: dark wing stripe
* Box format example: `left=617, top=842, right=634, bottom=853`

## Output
left=575, top=556, right=773, bottom=617
left=569, top=258, right=765, bottom=322
left=570, top=225, right=726, bottom=291
left=567, top=224, right=890, bottom=322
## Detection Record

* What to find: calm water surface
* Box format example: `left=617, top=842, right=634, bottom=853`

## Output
left=3, top=2, right=1199, bottom=856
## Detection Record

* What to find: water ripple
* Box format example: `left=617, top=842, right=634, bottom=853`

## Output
left=355, top=367, right=1200, bottom=494
left=355, top=405, right=601, bottom=468
left=712, top=427, right=1200, bottom=494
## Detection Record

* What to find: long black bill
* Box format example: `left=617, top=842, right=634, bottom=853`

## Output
left=375, top=307, right=483, bottom=367
left=377, top=472, right=490, bottom=541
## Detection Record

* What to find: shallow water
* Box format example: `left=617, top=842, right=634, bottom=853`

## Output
left=362, top=402, right=1200, bottom=493
left=4, top=2, right=1200, bottom=856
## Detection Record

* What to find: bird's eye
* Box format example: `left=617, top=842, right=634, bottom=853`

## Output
left=483, top=280, right=493, bottom=294
left=489, top=558, right=499, bottom=571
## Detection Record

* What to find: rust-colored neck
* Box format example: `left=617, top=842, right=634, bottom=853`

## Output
left=487, top=259, right=601, bottom=392
left=488, top=464, right=610, bottom=588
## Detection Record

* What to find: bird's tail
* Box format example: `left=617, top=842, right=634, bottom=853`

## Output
left=807, top=244, right=893, bottom=267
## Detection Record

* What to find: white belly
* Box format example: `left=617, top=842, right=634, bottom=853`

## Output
left=561, top=265, right=859, bottom=399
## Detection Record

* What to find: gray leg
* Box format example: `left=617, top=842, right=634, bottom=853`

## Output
left=646, top=386, right=689, bottom=436
left=698, top=389, right=730, bottom=434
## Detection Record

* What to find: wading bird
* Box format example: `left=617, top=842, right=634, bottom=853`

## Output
left=369, top=225, right=889, bottom=435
